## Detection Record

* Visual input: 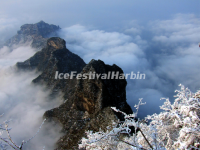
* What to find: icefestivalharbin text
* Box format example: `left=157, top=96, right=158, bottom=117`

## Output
left=55, top=71, right=146, bottom=80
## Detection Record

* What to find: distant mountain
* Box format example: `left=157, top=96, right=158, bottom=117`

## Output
left=5, top=21, right=60, bottom=49
left=15, top=24, right=133, bottom=149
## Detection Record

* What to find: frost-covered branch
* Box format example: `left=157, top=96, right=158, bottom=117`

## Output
left=0, top=116, right=46, bottom=150
left=79, top=100, right=151, bottom=150
left=79, top=84, right=200, bottom=150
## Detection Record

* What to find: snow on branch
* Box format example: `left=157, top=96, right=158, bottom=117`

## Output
left=0, top=115, right=46, bottom=150
left=79, top=84, right=200, bottom=150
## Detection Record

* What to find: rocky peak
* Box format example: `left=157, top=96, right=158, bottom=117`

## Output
left=5, top=21, right=60, bottom=49
left=47, top=37, right=66, bottom=50
left=74, top=59, right=132, bottom=115
left=16, top=37, right=86, bottom=97
left=18, top=21, right=60, bottom=37
left=44, top=59, right=133, bottom=149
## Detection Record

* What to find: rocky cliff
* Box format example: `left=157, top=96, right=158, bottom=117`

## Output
left=16, top=36, right=133, bottom=149
left=5, top=21, right=60, bottom=49
left=44, top=59, right=133, bottom=149
left=16, top=37, right=86, bottom=98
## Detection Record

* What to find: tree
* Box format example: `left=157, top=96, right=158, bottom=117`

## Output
left=0, top=116, right=46, bottom=150
left=79, top=84, right=200, bottom=150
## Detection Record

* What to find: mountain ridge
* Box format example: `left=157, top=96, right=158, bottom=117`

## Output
left=12, top=22, right=133, bottom=149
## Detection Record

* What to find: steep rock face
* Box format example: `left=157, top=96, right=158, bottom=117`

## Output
left=5, top=21, right=60, bottom=49
left=44, top=59, right=133, bottom=149
left=16, top=37, right=86, bottom=96
left=15, top=36, right=133, bottom=149
left=74, top=59, right=132, bottom=115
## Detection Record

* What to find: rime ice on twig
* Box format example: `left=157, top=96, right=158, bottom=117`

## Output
left=0, top=116, right=46, bottom=150
left=79, top=85, right=200, bottom=150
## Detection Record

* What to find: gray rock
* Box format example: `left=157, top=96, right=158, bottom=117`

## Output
left=16, top=37, right=86, bottom=97
left=5, top=21, right=60, bottom=50
left=44, top=59, right=133, bottom=149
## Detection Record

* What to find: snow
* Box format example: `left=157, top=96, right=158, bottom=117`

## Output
left=79, top=85, right=200, bottom=150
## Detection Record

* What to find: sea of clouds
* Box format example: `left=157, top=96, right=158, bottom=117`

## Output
left=0, top=13, right=200, bottom=149
left=58, top=14, right=200, bottom=117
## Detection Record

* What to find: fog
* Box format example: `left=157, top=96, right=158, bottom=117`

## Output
left=1, top=14, right=200, bottom=120
left=0, top=45, right=63, bottom=150
left=0, top=0, right=200, bottom=149
left=58, top=14, right=200, bottom=117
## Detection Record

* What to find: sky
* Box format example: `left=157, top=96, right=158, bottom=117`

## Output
left=0, top=0, right=200, bottom=149
left=0, top=0, right=199, bottom=42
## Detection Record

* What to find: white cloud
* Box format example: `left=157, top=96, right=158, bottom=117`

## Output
left=0, top=0, right=199, bottom=146
left=57, top=15, right=200, bottom=118
left=0, top=45, right=63, bottom=150
left=152, top=14, right=200, bottom=44
left=0, top=17, right=21, bottom=45
left=125, top=27, right=141, bottom=35
left=0, top=45, right=36, bottom=68
left=1, top=10, right=200, bottom=121
left=147, top=14, right=200, bottom=93
left=59, top=25, right=145, bottom=65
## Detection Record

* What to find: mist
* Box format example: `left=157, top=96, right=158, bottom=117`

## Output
left=0, top=0, right=200, bottom=148
left=58, top=13, right=200, bottom=118
left=1, top=14, right=199, bottom=119
left=0, top=45, right=64, bottom=150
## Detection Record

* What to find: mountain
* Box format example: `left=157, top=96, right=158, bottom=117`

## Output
left=44, top=59, right=133, bottom=149
left=5, top=21, right=60, bottom=49
left=15, top=25, right=133, bottom=149
left=17, top=37, right=86, bottom=98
